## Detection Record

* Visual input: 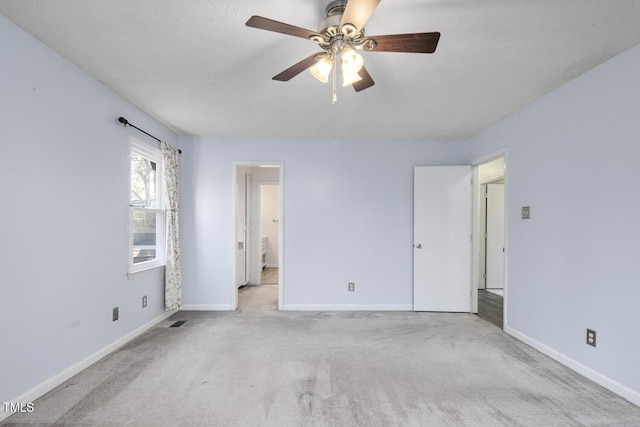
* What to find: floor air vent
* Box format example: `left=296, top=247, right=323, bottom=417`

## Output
left=170, top=320, right=187, bottom=328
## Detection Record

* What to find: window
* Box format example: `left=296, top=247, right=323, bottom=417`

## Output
left=129, top=138, right=165, bottom=273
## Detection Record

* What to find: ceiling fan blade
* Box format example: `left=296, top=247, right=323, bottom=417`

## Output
left=352, top=67, right=375, bottom=92
left=368, top=32, right=441, bottom=53
left=272, top=52, right=325, bottom=81
left=246, top=16, right=323, bottom=41
left=340, top=0, right=381, bottom=34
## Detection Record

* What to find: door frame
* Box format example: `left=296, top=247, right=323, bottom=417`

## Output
left=232, top=162, right=284, bottom=310
left=471, top=149, right=508, bottom=326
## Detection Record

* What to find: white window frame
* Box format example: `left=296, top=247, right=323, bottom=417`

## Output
left=129, top=137, right=166, bottom=274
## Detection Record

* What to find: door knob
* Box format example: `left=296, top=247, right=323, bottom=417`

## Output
left=415, top=243, right=422, bottom=249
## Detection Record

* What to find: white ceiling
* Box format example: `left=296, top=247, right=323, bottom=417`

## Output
left=2, top=0, right=640, bottom=141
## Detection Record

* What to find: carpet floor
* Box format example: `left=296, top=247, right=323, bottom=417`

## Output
left=3, top=286, right=639, bottom=426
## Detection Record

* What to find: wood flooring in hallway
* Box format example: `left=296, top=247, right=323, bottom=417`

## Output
left=477, top=289, right=503, bottom=328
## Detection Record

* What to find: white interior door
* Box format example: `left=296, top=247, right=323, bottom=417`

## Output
left=485, top=183, right=505, bottom=289
left=235, top=170, right=250, bottom=288
left=414, top=166, right=472, bottom=312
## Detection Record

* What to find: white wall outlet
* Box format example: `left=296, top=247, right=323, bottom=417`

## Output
left=142, top=295, right=147, bottom=308
left=522, top=206, right=530, bottom=219
left=348, top=282, right=355, bottom=292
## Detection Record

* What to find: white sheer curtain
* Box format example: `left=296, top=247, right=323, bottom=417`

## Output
left=161, top=141, right=182, bottom=311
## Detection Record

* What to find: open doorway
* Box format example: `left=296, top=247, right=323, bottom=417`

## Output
left=473, top=155, right=506, bottom=328
left=233, top=163, right=283, bottom=311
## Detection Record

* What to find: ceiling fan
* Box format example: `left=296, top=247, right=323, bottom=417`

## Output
left=246, top=0, right=440, bottom=104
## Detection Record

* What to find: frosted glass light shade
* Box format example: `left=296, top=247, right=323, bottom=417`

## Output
left=310, top=56, right=333, bottom=83
left=342, top=70, right=362, bottom=87
left=341, top=47, right=364, bottom=74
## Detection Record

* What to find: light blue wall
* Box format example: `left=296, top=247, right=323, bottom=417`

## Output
left=466, top=43, right=640, bottom=393
left=178, top=138, right=467, bottom=309
left=0, top=17, right=178, bottom=403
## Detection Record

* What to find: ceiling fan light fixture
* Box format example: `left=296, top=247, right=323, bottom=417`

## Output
left=342, top=69, right=362, bottom=87
left=341, top=47, right=364, bottom=74
left=310, top=56, right=333, bottom=83
left=246, top=0, right=440, bottom=102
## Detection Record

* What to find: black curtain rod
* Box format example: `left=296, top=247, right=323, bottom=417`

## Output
left=118, top=117, right=181, bottom=154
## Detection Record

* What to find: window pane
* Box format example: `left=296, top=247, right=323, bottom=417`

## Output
left=131, top=153, right=157, bottom=208
left=132, top=211, right=157, bottom=264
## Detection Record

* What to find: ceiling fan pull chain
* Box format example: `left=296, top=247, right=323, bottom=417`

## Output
left=332, top=52, right=337, bottom=105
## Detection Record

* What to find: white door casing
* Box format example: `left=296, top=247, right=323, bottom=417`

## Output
left=414, top=166, right=472, bottom=312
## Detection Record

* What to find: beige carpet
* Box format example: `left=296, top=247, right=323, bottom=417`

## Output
left=3, top=286, right=639, bottom=426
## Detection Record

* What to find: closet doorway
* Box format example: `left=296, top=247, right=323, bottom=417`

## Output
left=233, top=163, right=283, bottom=311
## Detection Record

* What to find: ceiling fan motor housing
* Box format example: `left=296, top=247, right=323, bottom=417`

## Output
left=318, top=0, right=358, bottom=38
left=327, top=0, right=347, bottom=16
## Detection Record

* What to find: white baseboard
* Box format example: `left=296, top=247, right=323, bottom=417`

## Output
left=505, top=326, right=640, bottom=407
left=1, top=310, right=176, bottom=422
left=282, top=304, right=413, bottom=311
left=181, top=304, right=413, bottom=312
left=180, top=304, right=234, bottom=311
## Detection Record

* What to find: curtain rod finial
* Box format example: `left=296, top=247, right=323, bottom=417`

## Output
left=118, top=117, right=128, bottom=127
